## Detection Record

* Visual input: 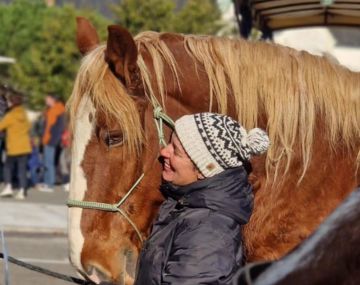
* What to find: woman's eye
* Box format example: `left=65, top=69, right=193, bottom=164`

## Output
left=104, top=131, right=124, bottom=147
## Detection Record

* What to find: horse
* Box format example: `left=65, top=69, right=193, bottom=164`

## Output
left=67, top=17, right=360, bottom=284
left=234, top=187, right=360, bottom=285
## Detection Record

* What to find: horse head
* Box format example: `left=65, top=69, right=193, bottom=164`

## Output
left=68, top=18, right=168, bottom=284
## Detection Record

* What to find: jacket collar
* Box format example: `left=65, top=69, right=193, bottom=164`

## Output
left=160, top=167, right=253, bottom=224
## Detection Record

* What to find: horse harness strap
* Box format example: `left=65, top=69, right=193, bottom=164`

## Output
left=66, top=104, right=175, bottom=244
left=153, top=105, right=175, bottom=146
left=67, top=173, right=145, bottom=243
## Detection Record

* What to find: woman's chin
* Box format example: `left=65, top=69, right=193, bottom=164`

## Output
left=162, top=170, right=174, bottom=182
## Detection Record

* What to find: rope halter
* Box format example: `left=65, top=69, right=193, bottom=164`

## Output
left=153, top=105, right=175, bottom=146
left=67, top=102, right=174, bottom=244
left=67, top=173, right=145, bottom=243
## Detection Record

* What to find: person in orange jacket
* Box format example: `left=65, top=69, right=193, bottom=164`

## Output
left=0, top=94, right=31, bottom=199
left=39, top=94, right=65, bottom=192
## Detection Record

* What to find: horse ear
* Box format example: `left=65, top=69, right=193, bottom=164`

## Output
left=76, top=17, right=100, bottom=55
left=105, top=25, right=138, bottom=85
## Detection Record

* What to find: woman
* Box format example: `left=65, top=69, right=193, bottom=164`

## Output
left=135, top=112, right=270, bottom=285
left=0, top=94, right=31, bottom=200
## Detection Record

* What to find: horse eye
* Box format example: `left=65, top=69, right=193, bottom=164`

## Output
left=104, top=131, right=124, bottom=147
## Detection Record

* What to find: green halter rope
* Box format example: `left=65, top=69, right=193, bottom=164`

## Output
left=67, top=99, right=174, bottom=244
left=67, top=173, right=145, bottom=242
left=153, top=105, right=175, bottom=146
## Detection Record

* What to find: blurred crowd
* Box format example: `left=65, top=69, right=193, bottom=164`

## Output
left=0, top=92, right=70, bottom=200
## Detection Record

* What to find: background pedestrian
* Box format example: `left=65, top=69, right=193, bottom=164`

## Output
left=0, top=94, right=31, bottom=199
left=39, top=94, right=65, bottom=192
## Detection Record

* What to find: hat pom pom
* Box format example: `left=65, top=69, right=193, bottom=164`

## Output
left=246, top=128, right=270, bottom=156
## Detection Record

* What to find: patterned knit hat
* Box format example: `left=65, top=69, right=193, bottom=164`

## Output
left=175, top=112, right=270, bottom=177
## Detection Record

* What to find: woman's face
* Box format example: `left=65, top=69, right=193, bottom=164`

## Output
left=160, top=133, right=202, bottom=186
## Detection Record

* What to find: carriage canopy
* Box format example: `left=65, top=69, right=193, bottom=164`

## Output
left=235, top=0, right=360, bottom=38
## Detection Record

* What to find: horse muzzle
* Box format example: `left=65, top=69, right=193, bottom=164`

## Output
left=83, top=248, right=138, bottom=285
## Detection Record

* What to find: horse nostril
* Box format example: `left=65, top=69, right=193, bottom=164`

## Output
left=123, top=248, right=137, bottom=279
left=84, top=249, right=138, bottom=285
left=86, top=265, right=111, bottom=284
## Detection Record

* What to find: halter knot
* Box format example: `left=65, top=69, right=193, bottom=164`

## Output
left=152, top=105, right=175, bottom=147
left=153, top=106, right=164, bottom=119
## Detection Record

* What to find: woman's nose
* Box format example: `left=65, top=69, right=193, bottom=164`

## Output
left=160, top=145, right=170, bottom=158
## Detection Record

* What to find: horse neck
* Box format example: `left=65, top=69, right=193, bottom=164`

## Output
left=126, top=104, right=164, bottom=236
left=254, top=189, right=360, bottom=285
left=143, top=103, right=163, bottom=168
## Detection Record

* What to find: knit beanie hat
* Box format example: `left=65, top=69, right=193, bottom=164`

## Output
left=175, top=112, right=270, bottom=178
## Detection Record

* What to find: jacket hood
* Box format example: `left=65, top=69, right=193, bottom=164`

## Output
left=160, top=167, right=253, bottom=224
left=10, top=106, right=27, bottom=120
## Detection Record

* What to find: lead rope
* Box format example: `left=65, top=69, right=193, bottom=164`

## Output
left=0, top=252, right=93, bottom=284
left=67, top=101, right=175, bottom=244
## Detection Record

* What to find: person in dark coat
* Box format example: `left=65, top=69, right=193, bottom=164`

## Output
left=135, top=112, right=270, bottom=285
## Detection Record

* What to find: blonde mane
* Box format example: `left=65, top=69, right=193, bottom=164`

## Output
left=136, top=33, right=360, bottom=181
left=69, top=32, right=360, bottom=181
left=68, top=46, right=143, bottom=156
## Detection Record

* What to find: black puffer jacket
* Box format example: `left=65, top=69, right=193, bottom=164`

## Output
left=134, top=167, right=254, bottom=285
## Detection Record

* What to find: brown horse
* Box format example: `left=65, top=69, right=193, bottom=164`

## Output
left=67, top=17, right=360, bottom=284
left=235, top=187, right=360, bottom=285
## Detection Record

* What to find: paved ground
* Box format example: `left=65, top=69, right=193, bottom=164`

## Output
left=0, top=185, right=68, bottom=233
left=0, top=232, right=80, bottom=285
left=0, top=185, right=84, bottom=284
left=0, top=185, right=68, bottom=205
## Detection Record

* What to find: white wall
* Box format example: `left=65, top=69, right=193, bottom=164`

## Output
left=274, top=28, right=360, bottom=72
left=0, top=56, right=15, bottom=64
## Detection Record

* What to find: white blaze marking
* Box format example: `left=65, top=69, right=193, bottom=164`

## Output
left=68, top=96, right=95, bottom=274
